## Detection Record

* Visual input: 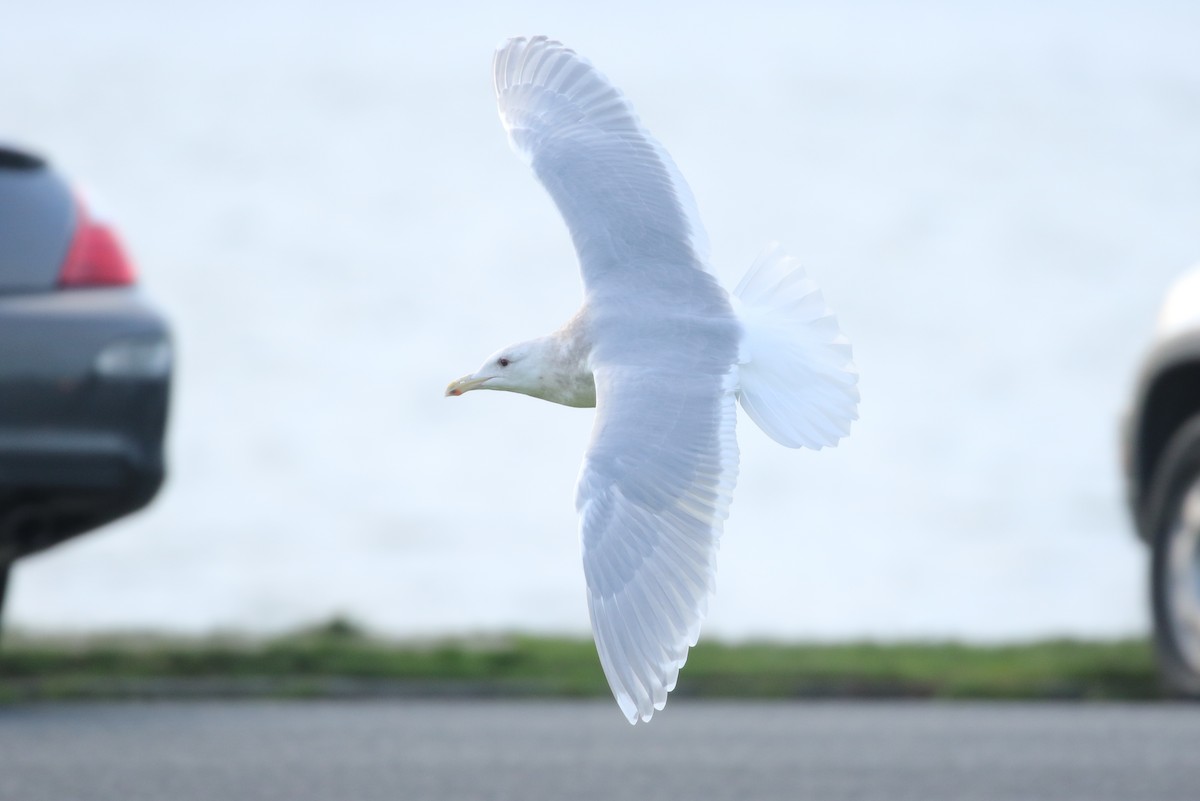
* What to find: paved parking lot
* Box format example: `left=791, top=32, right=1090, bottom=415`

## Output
left=2, top=700, right=1198, bottom=801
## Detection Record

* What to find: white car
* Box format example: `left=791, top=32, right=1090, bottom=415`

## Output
left=1124, top=265, right=1200, bottom=695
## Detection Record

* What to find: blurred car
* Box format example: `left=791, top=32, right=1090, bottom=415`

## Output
left=0, top=144, right=171, bottom=627
left=1124, top=265, right=1200, bottom=695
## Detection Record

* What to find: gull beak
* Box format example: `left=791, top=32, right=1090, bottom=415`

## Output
left=445, top=374, right=491, bottom=397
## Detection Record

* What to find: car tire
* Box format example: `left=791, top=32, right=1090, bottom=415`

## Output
left=0, top=560, right=9, bottom=636
left=1147, top=414, right=1200, bottom=696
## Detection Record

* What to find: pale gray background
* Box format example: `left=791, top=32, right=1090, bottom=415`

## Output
left=3, top=0, right=1198, bottom=640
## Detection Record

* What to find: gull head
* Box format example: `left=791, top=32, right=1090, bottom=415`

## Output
left=445, top=342, right=543, bottom=398
left=446, top=332, right=597, bottom=408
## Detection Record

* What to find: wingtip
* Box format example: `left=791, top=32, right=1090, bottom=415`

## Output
left=620, top=701, right=658, bottom=726
left=492, top=36, right=589, bottom=101
left=492, top=35, right=572, bottom=71
left=616, top=691, right=639, bottom=724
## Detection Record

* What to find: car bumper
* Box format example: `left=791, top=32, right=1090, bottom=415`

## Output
left=0, top=286, right=171, bottom=561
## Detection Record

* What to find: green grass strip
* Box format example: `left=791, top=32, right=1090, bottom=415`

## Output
left=0, top=618, right=1161, bottom=702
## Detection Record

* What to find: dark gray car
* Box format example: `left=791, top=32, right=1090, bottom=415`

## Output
left=0, top=144, right=171, bottom=624
left=1124, top=266, right=1200, bottom=695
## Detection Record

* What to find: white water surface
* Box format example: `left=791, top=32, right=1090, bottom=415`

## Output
left=3, top=0, right=1199, bottom=640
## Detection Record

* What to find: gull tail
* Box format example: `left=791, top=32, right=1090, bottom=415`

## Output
left=732, top=243, right=859, bottom=449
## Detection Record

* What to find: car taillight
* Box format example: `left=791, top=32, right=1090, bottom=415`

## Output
left=58, top=198, right=137, bottom=287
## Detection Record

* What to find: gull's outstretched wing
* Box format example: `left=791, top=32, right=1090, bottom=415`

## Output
left=578, top=348, right=739, bottom=724
left=493, top=35, right=712, bottom=292
left=493, top=37, right=743, bottom=723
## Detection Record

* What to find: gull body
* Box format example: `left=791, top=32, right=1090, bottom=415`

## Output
left=447, top=37, right=858, bottom=724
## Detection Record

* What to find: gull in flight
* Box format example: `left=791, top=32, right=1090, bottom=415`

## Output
left=447, top=36, right=858, bottom=723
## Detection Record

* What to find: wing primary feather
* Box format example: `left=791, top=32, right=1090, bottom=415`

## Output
left=591, top=602, right=641, bottom=722
left=640, top=562, right=693, bottom=644
left=609, top=594, right=664, bottom=712
left=594, top=597, right=651, bottom=715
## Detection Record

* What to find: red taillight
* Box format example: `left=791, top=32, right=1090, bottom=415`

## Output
left=58, top=198, right=138, bottom=287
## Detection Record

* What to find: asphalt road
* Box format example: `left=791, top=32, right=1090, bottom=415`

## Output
left=1, top=700, right=1198, bottom=800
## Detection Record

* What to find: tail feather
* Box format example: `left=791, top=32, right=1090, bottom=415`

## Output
left=732, top=243, right=859, bottom=449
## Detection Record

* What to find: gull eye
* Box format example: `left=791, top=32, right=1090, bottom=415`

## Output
left=498, top=357, right=510, bottom=367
